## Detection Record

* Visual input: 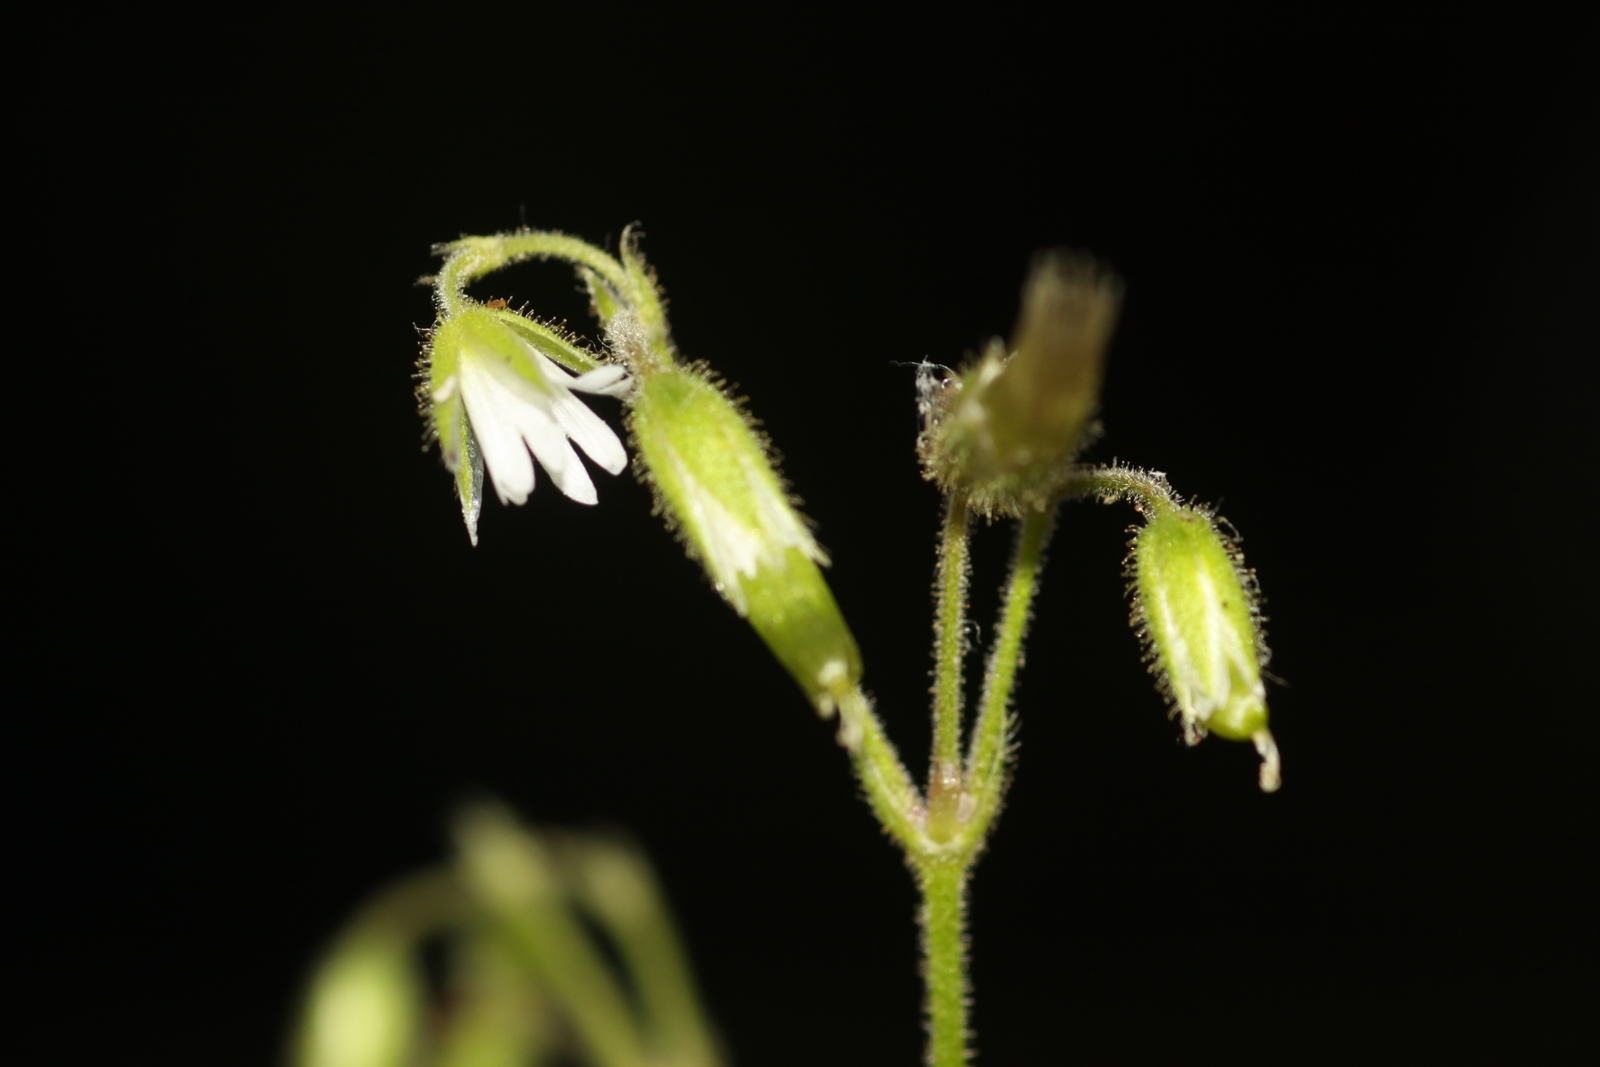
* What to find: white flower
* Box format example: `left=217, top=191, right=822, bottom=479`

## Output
left=428, top=307, right=630, bottom=543
left=453, top=347, right=627, bottom=505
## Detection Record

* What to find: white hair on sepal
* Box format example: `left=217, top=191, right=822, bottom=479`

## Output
left=912, top=359, right=956, bottom=431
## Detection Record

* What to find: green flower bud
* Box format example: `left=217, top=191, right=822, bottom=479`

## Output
left=922, top=252, right=1122, bottom=515
left=291, top=871, right=463, bottom=1067
left=1132, top=505, right=1280, bottom=791
left=627, top=364, right=862, bottom=718
left=293, top=932, right=422, bottom=1067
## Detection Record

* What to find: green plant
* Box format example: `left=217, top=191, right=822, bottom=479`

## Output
left=291, top=228, right=1279, bottom=1067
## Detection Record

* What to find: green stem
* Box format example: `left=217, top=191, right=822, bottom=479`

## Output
left=918, top=858, right=970, bottom=1067
left=965, top=505, right=1056, bottom=836
left=928, top=494, right=971, bottom=841
left=458, top=810, right=649, bottom=1067
left=499, top=900, right=648, bottom=1067
left=1061, top=464, right=1178, bottom=515
left=433, top=231, right=632, bottom=318
left=565, top=839, right=724, bottom=1067
left=844, top=687, right=926, bottom=852
left=617, top=228, right=672, bottom=353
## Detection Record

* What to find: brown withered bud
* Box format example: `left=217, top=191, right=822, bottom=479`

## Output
left=921, top=253, right=1123, bottom=515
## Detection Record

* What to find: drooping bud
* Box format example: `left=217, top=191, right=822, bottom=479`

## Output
left=292, top=920, right=426, bottom=1067
left=1132, top=505, right=1280, bottom=791
left=921, top=253, right=1122, bottom=515
left=291, top=870, right=467, bottom=1067
left=627, top=364, right=862, bottom=720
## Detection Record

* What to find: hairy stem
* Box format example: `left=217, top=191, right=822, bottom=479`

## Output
left=433, top=231, right=632, bottom=318
left=929, top=495, right=971, bottom=841
left=918, top=858, right=970, bottom=1067
left=965, top=505, right=1056, bottom=835
left=1061, top=463, right=1178, bottom=515
left=844, top=687, right=926, bottom=851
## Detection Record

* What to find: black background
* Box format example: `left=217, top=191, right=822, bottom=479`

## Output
left=29, top=13, right=1594, bottom=1063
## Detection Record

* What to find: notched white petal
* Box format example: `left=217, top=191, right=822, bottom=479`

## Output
left=459, top=357, right=535, bottom=505
left=548, top=447, right=599, bottom=504
left=516, top=401, right=597, bottom=505
left=569, top=363, right=631, bottom=396
left=549, top=390, right=628, bottom=474
left=452, top=334, right=626, bottom=519
left=529, top=352, right=628, bottom=475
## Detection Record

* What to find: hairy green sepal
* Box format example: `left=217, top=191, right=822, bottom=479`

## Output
left=1134, top=505, right=1279, bottom=789
left=922, top=253, right=1122, bottom=516
left=629, top=366, right=861, bottom=714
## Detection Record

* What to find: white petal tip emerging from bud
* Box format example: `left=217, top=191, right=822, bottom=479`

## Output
left=830, top=683, right=867, bottom=752
left=569, top=363, right=633, bottom=397
left=813, top=659, right=850, bottom=719
left=1253, top=729, right=1281, bottom=793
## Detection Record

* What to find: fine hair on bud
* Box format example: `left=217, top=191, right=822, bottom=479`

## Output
left=625, top=356, right=862, bottom=718
left=1126, top=498, right=1280, bottom=791
left=919, top=251, right=1124, bottom=517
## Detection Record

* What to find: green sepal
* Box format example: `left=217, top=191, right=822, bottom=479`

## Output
left=436, top=307, right=551, bottom=396
left=489, top=307, right=604, bottom=375
left=422, top=328, right=482, bottom=544
left=921, top=254, right=1121, bottom=516
left=455, top=414, right=483, bottom=546
left=1133, top=506, right=1269, bottom=744
left=741, top=546, right=864, bottom=716
left=628, top=365, right=862, bottom=711
left=580, top=266, right=624, bottom=328
left=629, top=368, right=818, bottom=592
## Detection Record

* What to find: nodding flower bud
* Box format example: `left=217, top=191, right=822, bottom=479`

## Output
left=627, top=364, right=862, bottom=719
left=1131, top=505, right=1281, bottom=792
left=293, top=913, right=426, bottom=1067
left=921, top=252, right=1122, bottom=515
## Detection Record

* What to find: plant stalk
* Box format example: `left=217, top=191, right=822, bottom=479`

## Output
left=966, top=505, right=1055, bottom=831
left=918, top=858, right=970, bottom=1067
left=928, top=495, right=971, bottom=840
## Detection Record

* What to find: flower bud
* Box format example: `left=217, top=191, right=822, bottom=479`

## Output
left=293, top=932, right=422, bottom=1067
left=627, top=365, right=862, bottom=717
left=922, top=253, right=1122, bottom=515
left=1132, top=506, right=1280, bottom=791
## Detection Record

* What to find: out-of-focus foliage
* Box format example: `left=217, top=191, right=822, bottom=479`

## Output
left=290, top=805, right=722, bottom=1067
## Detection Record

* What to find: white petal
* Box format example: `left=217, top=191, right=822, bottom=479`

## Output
left=546, top=444, right=598, bottom=504
left=473, top=350, right=586, bottom=498
left=533, top=430, right=598, bottom=503
left=459, top=356, right=534, bottom=505
left=568, top=363, right=630, bottom=396
left=523, top=343, right=629, bottom=397
left=525, top=352, right=628, bottom=475
left=548, top=389, right=627, bottom=474
left=503, top=387, right=597, bottom=505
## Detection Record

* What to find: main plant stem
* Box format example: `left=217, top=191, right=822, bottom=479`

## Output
left=842, top=494, right=1057, bottom=1066
left=918, top=858, right=970, bottom=1067
left=876, top=502, right=1055, bottom=1067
